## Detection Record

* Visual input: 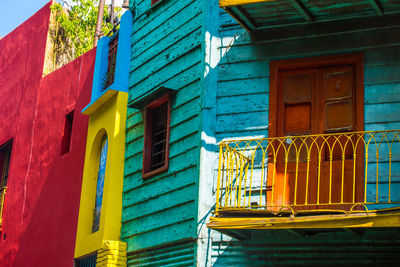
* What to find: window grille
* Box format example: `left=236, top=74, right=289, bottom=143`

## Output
left=142, top=94, right=171, bottom=178
left=104, top=36, right=118, bottom=89
left=75, top=253, right=97, bottom=267
left=150, top=103, right=168, bottom=171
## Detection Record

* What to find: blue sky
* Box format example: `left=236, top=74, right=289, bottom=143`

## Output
left=0, top=0, right=123, bottom=38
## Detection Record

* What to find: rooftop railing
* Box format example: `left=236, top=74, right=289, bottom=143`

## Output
left=215, top=130, right=400, bottom=215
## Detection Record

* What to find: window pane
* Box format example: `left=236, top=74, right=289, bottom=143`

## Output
left=284, top=103, right=311, bottom=134
left=325, top=100, right=353, bottom=131
left=92, top=136, right=108, bottom=233
left=150, top=103, right=168, bottom=171
left=283, top=73, right=312, bottom=102
left=324, top=69, right=353, bottom=100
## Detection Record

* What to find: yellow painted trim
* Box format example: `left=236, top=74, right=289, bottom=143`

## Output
left=215, top=130, right=400, bottom=213
left=82, top=89, right=118, bottom=115
left=0, top=187, right=6, bottom=228
left=208, top=212, right=400, bottom=229
left=75, top=91, right=128, bottom=258
left=220, top=0, right=276, bottom=7
left=97, top=240, right=127, bottom=267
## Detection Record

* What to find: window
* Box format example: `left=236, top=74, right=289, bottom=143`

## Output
left=151, top=0, right=162, bottom=6
left=142, top=94, right=171, bottom=179
left=0, top=140, right=12, bottom=226
left=92, top=135, right=108, bottom=233
left=104, top=36, right=118, bottom=89
left=75, top=252, right=97, bottom=267
left=61, top=110, right=74, bottom=155
left=269, top=54, right=364, bottom=208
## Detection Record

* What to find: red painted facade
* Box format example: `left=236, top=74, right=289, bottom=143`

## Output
left=0, top=2, right=95, bottom=266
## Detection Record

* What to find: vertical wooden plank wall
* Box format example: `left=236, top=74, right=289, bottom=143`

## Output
left=122, top=0, right=204, bottom=265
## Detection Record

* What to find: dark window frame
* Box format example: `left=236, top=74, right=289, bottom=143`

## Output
left=151, top=0, right=162, bottom=6
left=0, top=140, right=12, bottom=188
left=0, top=139, right=12, bottom=228
left=142, top=93, right=171, bottom=179
left=60, top=110, right=74, bottom=155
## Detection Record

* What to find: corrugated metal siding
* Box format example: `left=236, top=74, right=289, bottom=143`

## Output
left=211, top=230, right=400, bottom=266
left=127, top=239, right=195, bottom=267
left=122, top=0, right=203, bottom=256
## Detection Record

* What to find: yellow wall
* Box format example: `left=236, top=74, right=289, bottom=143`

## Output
left=75, top=91, right=128, bottom=258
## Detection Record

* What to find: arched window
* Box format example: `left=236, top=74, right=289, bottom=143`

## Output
left=92, top=135, right=108, bottom=233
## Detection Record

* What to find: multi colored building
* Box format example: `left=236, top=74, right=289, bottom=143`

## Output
left=3, top=0, right=400, bottom=266
left=122, top=0, right=400, bottom=265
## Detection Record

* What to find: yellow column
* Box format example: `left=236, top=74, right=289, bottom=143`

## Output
left=97, top=240, right=127, bottom=267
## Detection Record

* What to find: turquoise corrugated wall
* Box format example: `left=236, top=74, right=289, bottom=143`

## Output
left=127, top=239, right=196, bottom=266
left=211, top=230, right=400, bottom=266
left=122, top=0, right=203, bottom=263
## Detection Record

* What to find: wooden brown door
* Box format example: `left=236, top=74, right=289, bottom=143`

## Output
left=268, top=57, right=364, bottom=211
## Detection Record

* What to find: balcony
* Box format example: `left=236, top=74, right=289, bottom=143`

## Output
left=208, top=130, right=400, bottom=235
left=219, top=0, right=400, bottom=32
left=0, top=187, right=6, bottom=228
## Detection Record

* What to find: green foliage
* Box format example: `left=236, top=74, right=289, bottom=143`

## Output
left=51, top=0, right=121, bottom=58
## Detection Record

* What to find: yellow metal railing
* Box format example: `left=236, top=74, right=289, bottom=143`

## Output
left=215, top=130, right=400, bottom=214
left=0, top=187, right=6, bottom=227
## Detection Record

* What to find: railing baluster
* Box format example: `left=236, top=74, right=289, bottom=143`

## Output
left=234, top=154, right=239, bottom=207
left=341, top=136, right=346, bottom=204
left=364, top=149, right=369, bottom=204
left=283, top=150, right=288, bottom=207
left=260, top=156, right=265, bottom=208
left=329, top=142, right=333, bottom=205
left=376, top=151, right=379, bottom=204
left=389, top=150, right=392, bottom=203
left=294, top=138, right=299, bottom=206
left=215, top=144, right=224, bottom=214
left=352, top=152, right=356, bottom=204
left=317, top=153, right=322, bottom=205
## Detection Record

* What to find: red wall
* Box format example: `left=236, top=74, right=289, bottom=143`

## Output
left=0, top=2, right=95, bottom=266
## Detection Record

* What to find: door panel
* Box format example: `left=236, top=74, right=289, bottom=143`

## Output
left=269, top=69, right=318, bottom=209
left=284, top=103, right=311, bottom=133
